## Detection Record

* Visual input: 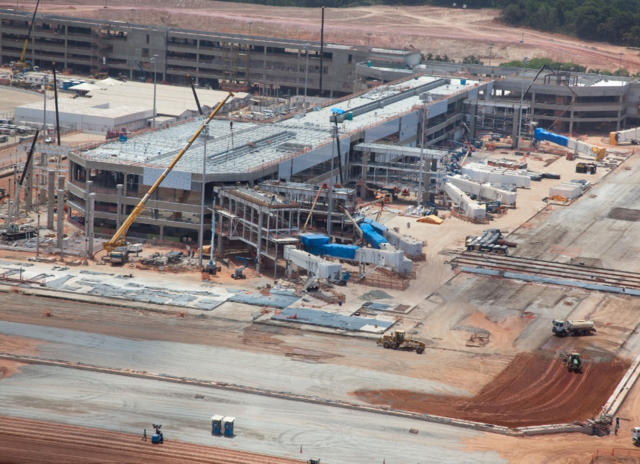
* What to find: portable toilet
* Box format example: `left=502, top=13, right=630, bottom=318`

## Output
left=211, top=415, right=224, bottom=435
left=222, top=417, right=235, bottom=437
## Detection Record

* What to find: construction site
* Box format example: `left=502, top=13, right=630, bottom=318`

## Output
left=4, top=4, right=640, bottom=464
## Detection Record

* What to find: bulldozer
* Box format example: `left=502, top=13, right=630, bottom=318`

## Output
left=377, top=330, right=425, bottom=354
left=567, top=352, right=581, bottom=373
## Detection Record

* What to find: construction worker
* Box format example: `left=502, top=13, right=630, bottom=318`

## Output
left=142, top=429, right=147, bottom=441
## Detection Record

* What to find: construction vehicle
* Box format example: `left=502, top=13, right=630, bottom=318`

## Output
left=552, top=319, right=596, bottom=337
left=101, top=92, right=234, bottom=261
left=232, top=256, right=256, bottom=279
left=377, top=330, right=425, bottom=354
left=2, top=130, right=39, bottom=241
left=13, top=0, right=41, bottom=74
left=151, top=424, right=164, bottom=444
left=101, top=243, right=142, bottom=265
left=567, top=352, right=581, bottom=373
left=632, top=427, right=640, bottom=446
left=308, top=460, right=321, bottom=464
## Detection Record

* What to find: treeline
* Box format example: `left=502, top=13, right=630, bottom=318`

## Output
left=496, top=0, right=640, bottom=45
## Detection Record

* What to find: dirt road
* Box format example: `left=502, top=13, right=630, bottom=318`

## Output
left=8, top=0, right=637, bottom=71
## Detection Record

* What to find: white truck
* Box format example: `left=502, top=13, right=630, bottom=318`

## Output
left=552, top=319, right=596, bottom=337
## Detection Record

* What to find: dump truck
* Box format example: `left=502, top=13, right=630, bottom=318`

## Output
left=552, top=319, right=596, bottom=337
left=377, top=330, right=425, bottom=354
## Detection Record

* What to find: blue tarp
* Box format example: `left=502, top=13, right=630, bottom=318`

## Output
left=360, top=223, right=388, bottom=249
left=363, top=217, right=388, bottom=234
left=300, top=234, right=331, bottom=248
left=534, top=128, right=569, bottom=147
left=321, top=244, right=359, bottom=260
left=330, top=108, right=345, bottom=115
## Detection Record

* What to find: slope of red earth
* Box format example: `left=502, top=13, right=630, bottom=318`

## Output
left=354, top=352, right=629, bottom=428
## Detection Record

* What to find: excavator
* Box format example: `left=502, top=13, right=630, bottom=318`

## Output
left=13, top=0, right=41, bottom=74
left=101, top=92, right=234, bottom=262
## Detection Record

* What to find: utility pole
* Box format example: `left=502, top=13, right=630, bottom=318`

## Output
left=152, top=54, right=158, bottom=128
left=319, top=6, right=325, bottom=96
left=517, top=57, right=530, bottom=151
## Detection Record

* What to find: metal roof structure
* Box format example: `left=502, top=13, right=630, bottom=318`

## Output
left=73, top=74, right=481, bottom=181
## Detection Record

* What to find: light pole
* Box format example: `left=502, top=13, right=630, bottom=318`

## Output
left=42, top=75, right=47, bottom=143
left=517, top=56, right=529, bottom=151
left=198, top=123, right=208, bottom=268
left=304, top=44, right=309, bottom=109
left=36, top=214, right=40, bottom=260
left=417, top=103, right=427, bottom=207
left=151, top=54, right=158, bottom=128
left=618, top=52, right=624, bottom=74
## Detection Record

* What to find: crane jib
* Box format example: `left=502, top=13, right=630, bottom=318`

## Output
left=102, top=92, right=233, bottom=252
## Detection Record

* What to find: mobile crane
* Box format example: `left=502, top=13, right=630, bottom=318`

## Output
left=14, top=0, right=41, bottom=74
left=101, top=92, right=234, bottom=261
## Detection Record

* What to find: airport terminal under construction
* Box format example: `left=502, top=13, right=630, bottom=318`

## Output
left=4, top=5, right=640, bottom=464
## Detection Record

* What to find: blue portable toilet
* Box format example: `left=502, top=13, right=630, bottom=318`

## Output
left=211, top=415, right=224, bottom=435
left=151, top=433, right=163, bottom=444
left=222, top=417, right=235, bottom=437
left=460, top=78, right=467, bottom=85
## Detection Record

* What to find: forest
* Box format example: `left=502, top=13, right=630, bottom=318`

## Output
left=219, top=0, right=640, bottom=46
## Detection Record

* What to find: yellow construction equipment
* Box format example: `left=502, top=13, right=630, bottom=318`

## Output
left=102, top=92, right=234, bottom=258
left=14, top=0, right=41, bottom=74
left=377, top=330, right=425, bottom=354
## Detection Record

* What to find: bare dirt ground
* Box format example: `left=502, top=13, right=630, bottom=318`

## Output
left=354, top=351, right=629, bottom=427
left=0, top=415, right=305, bottom=464
left=3, top=1, right=638, bottom=72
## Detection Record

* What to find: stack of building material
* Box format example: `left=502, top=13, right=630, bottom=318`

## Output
left=549, top=183, right=582, bottom=201
left=448, top=175, right=517, bottom=206
left=461, top=163, right=531, bottom=188
left=384, top=229, right=424, bottom=256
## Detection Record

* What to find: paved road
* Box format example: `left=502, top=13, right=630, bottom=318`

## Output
left=0, top=364, right=506, bottom=464
left=0, top=321, right=470, bottom=401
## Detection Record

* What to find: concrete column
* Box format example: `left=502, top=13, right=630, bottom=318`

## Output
left=569, top=111, right=574, bottom=134
left=256, top=211, right=263, bottom=273
left=85, top=180, right=93, bottom=238
left=47, top=170, right=55, bottom=229
left=116, top=184, right=123, bottom=229
left=327, top=188, right=333, bottom=236
left=160, top=225, right=164, bottom=241
left=469, top=103, right=477, bottom=139
left=88, top=193, right=96, bottom=255
left=56, top=189, right=64, bottom=249
left=360, top=151, right=368, bottom=198
left=511, top=109, right=519, bottom=148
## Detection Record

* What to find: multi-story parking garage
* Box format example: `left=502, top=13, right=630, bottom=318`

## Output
left=0, top=9, right=420, bottom=97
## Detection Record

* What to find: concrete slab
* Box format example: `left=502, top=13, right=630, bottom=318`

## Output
left=273, top=308, right=395, bottom=333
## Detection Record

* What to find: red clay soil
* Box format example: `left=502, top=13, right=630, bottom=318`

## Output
left=0, top=415, right=305, bottom=464
left=354, top=352, right=629, bottom=428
